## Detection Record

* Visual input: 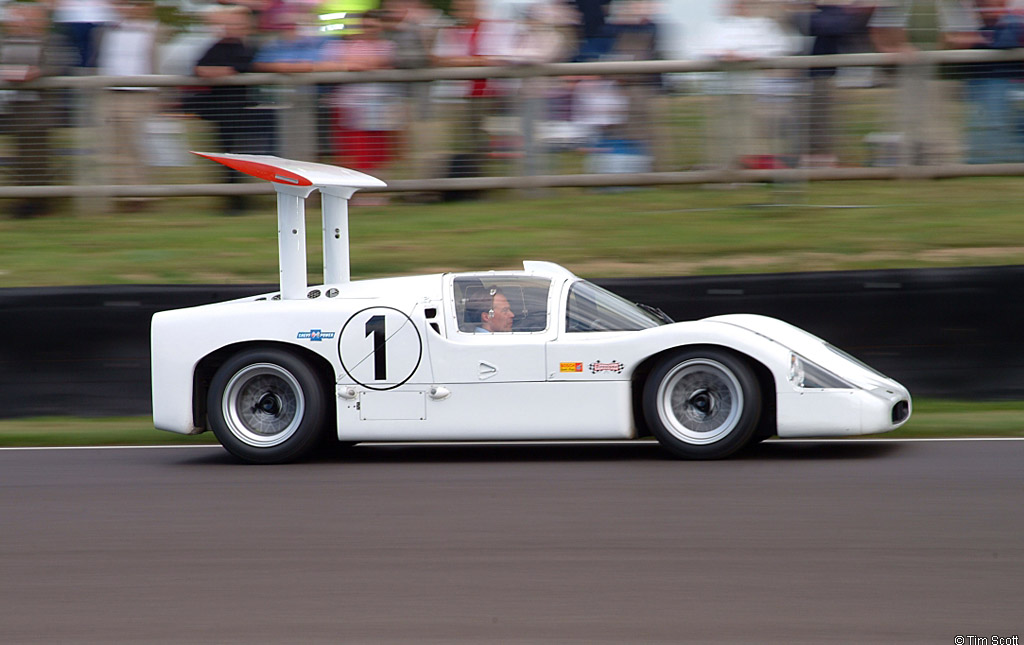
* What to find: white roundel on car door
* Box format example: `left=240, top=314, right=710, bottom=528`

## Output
left=338, top=306, right=423, bottom=390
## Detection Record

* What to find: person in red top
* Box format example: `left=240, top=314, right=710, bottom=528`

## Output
left=320, top=10, right=400, bottom=181
left=430, top=0, right=518, bottom=170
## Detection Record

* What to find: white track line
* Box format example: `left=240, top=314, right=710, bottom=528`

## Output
left=0, top=444, right=222, bottom=451
left=1, top=437, right=1023, bottom=452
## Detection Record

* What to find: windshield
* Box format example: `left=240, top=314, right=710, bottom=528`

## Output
left=566, top=281, right=667, bottom=332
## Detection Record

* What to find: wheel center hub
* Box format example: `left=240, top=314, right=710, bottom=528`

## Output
left=688, top=389, right=715, bottom=417
left=256, top=393, right=282, bottom=416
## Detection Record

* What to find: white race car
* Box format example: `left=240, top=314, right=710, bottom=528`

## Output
left=151, top=153, right=912, bottom=463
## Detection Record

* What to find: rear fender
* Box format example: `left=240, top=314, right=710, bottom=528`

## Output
left=192, top=341, right=337, bottom=431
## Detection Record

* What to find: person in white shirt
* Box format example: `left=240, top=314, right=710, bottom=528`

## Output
left=96, top=0, right=161, bottom=205
left=691, top=0, right=801, bottom=169
left=52, top=0, right=116, bottom=67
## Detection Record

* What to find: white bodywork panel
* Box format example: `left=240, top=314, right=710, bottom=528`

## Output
left=338, top=383, right=633, bottom=441
left=153, top=263, right=911, bottom=441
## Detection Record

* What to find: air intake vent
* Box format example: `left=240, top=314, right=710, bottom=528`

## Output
left=891, top=401, right=909, bottom=424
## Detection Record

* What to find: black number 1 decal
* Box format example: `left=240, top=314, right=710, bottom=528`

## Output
left=365, top=315, right=387, bottom=380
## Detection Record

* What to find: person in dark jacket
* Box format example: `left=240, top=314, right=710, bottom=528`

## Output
left=194, top=6, right=269, bottom=213
left=794, top=1, right=876, bottom=166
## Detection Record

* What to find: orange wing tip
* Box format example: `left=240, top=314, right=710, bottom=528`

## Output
left=192, top=151, right=313, bottom=187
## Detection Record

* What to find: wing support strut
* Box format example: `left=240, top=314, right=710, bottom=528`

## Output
left=193, top=152, right=386, bottom=299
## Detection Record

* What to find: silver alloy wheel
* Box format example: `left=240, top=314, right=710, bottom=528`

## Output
left=656, top=359, right=743, bottom=445
left=221, top=363, right=305, bottom=448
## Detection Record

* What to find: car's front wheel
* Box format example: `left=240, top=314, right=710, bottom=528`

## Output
left=208, top=348, right=328, bottom=464
left=643, top=348, right=761, bottom=460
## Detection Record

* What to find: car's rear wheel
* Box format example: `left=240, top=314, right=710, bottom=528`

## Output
left=643, top=348, right=761, bottom=460
left=208, top=348, right=327, bottom=464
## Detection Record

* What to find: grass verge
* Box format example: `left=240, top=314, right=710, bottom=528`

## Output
left=4, top=178, right=1024, bottom=286
left=0, top=399, right=1020, bottom=448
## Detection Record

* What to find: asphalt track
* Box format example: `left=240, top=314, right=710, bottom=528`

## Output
left=1, top=439, right=1021, bottom=644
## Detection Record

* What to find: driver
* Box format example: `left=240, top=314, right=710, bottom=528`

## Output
left=466, top=288, right=515, bottom=333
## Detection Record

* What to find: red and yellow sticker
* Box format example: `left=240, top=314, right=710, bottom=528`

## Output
left=560, top=362, right=583, bottom=373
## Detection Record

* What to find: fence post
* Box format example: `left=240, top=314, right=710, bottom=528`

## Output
left=520, top=76, right=541, bottom=196
left=893, top=54, right=946, bottom=171
left=72, top=84, right=107, bottom=214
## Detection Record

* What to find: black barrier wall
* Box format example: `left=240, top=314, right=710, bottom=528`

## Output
left=2, top=266, right=1022, bottom=418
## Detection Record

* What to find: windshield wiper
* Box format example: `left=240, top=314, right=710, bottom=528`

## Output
left=636, top=302, right=673, bottom=324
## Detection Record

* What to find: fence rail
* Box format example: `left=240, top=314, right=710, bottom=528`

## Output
left=4, top=49, right=1024, bottom=204
left=7, top=49, right=1024, bottom=89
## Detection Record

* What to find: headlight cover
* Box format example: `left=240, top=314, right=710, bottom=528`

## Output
left=789, top=354, right=855, bottom=389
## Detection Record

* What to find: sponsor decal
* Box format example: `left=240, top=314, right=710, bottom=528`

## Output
left=297, top=329, right=336, bottom=342
left=560, top=362, right=583, bottom=373
left=589, top=360, right=624, bottom=374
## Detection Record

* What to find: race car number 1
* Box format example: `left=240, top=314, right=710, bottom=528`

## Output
left=338, top=306, right=422, bottom=390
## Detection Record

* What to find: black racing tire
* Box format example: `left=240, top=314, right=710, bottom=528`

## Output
left=208, top=348, right=328, bottom=464
left=642, top=348, right=762, bottom=460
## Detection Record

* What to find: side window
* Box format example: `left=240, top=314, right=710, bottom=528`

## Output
left=454, top=277, right=551, bottom=333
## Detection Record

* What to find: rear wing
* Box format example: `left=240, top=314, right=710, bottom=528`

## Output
left=194, top=152, right=387, bottom=300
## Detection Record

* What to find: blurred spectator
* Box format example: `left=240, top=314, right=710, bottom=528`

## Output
left=693, top=1, right=794, bottom=62
left=0, top=2, right=74, bottom=218
left=572, top=0, right=612, bottom=61
left=571, top=76, right=628, bottom=139
left=693, top=0, right=800, bottom=169
left=793, top=1, right=875, bottom=167
left=608, top=0, right=663, bottom=61
left=957, top=0, right=1024, bottom=163
left=870, top=0, right=981, bottom=52
left=432, top=0, right=519, bottom=71
left=572, top=76, right=637, bottom=176
left=868, top=0, right=987, bottom=163
left=380, top=0, right=442, bottom=180
left=96, top=0, right=163, bottom=208
left=252, top=6, right=327, bottom=73
left=606, top=0, right=670, bottom=170
left=321, top=9, right=401, bottom=183
left=519, top=1, right=579, bottom=64
left=251, top=4, right=327, bottom=159
left=431, top=0, right=519, bottom=179
left=516, top=2, right=578, bottom=175
left=382, top=0, right=438, bottom=69
left=194, top=6, right=269, bottom=214
left=52, top=0, right=116, bottom=68
left=218, top=0, right=273, bottom=28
